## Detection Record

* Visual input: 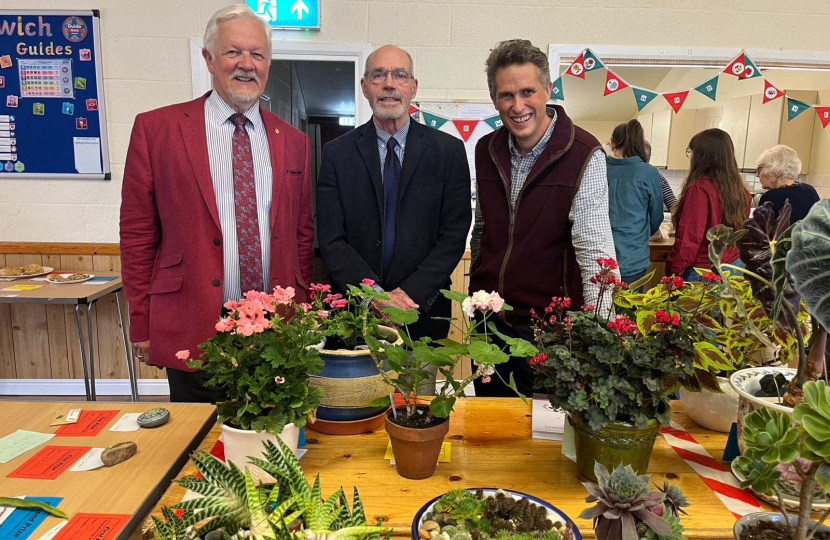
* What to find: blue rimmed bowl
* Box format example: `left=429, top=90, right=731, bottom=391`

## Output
left=411, top=488, right=582, bottom=540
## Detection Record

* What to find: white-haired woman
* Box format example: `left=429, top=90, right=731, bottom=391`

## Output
left=757, top=145, right=819, bottom=223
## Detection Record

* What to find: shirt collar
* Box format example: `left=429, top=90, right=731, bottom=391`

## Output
left=509, top=107, right=557, bottom=159
left=375, top=116, right=410, bottom=149
left=206, top=90, right=264, bottom=131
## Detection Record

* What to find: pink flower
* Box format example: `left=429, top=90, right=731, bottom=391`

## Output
left=272, top=286, right=295, bottom=305
left=244, top=290, right=276, bottom=313
left=224, top=299, right=242, bottom=312
left=234, top=302, right=269, bottom=336
left=274, top=376, right=285, bottom=384
left=215, top=317, right=235, bottom=332
left=318, top=310, right=329, bottom=319
left=488, top=292, right=505, bottom=313
left=481, top=376, right=492, bottom=384
left=582, top=304, right=596, bottom=312
left=231, top=359, right=238, bottom=367
left=176, top=350, right=190, bottom=360
left=461, top=297, right=475, bottom=318
left=361, top=278, right=376, bottom=287
left=331, top=299, right=348, bottom=309
left=310, top=283, right=331, bottom=293
left=323, top=293, right=343, bottom=303
left=299, top=303, right=312, bottom=314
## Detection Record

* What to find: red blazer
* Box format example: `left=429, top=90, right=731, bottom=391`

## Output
left=119, top=93, right=314, bottom=371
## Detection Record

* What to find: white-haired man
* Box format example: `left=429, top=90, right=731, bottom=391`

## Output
left=120, top=5, right=314, bottom=402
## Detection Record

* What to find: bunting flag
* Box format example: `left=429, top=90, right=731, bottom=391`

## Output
left=741, top=54, right=762, bottom=80
left=663, top=90, right=690, bottom=113
left=816, top=107, right=830, bottom=128
left=787, top=97, right=812, bottom=121
left=723, top=52, right=746, bottom=78
left=763, top=79, right=783, bottom=104
left=421, top=111, right=449, bottom=130
left=583, top=49, right=604, bottom=72
left=483, top=114, right=504, bottom=131
left=632, top=87, right=659, bottom=111
left=565, top=52, right=586, bottom=79
left=603, top=69, right=629, bottom=96
left=694, top=75, right=719, bottom=101
left=550, top=76, right=565, bottom=100
left=453, top=119, right=479, bottom=142
left=408, top=104, right=419, bottom=115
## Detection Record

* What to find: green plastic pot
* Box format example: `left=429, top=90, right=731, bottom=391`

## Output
left=569, top=413, right=660, bottom=482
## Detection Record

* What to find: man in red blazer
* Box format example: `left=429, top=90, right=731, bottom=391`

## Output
left=119, top=5, right=313, bottom=402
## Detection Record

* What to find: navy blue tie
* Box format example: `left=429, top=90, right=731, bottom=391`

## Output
left=382, top=137, right=401, bottom=279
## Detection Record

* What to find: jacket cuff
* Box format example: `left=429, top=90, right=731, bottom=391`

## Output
left=129, top=315, right=150, bottom=343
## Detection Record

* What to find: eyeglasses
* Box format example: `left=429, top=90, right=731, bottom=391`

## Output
left=685, top=147, right=692, bottom=159
left=364, top=67, right=412, bottom=85
left=756, top=164, right=767, bottom=176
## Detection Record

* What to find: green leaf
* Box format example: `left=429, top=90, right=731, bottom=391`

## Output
left=636, top=311, right=656, bottom=335
left=468, top=341, right=508, bottom=365
left=441, top=289, right=469, bottom=303
left=507, top=339, right=538, bottom=359
left=694, top=341, right=734, bottom=372
left=370, top=395, right=392, bottom=408
left=380, top=305, right=420, bottom=325
left=816, top=463, right=830, bottom=493
left=771, top=222, right=797, bottom=326
left=506, top=372, right=527, bottom=402
left=787, top=200, right=830, bottom=332
left=429, top=395, right=456, bottom=418
left=627, top=270, right=654, bottom=292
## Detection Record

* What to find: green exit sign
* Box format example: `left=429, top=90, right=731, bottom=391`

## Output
left=247, top=0, right=321, bottom=30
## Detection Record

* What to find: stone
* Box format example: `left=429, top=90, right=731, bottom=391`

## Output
left=137, top=407, right=170, bottom=428
left=101, top=441, right=137, bottom=466
left=419, top=529, right=431, bottom=540
left=422, top=521, right=440, bottom=533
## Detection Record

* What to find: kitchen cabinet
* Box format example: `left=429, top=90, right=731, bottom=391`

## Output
left=666, top=109, right=696, bottom=170
left=638, top=110, right=671, bottom=168
left=721, top=96, right=752, bottom=168
left=744, top=89, right=817, bottom=172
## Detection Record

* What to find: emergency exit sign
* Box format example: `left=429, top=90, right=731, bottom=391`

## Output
left=247, top=0, right=320, bottom=30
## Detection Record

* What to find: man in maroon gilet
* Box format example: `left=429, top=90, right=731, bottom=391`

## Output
left=469, top=40, right=618, bottom=397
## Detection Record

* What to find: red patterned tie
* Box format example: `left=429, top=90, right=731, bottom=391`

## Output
left=230, top=113, right=263, bottom=294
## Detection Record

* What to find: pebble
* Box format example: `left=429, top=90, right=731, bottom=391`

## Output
left=419, top=529, right=431, bottom=540
left=422, top=521, right=440, bottom=533
left=102, top=442, right=137, bottom=466
left=138, top=407, right=170, bottom=428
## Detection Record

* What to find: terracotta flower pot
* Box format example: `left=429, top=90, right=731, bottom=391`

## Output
left=384, top=409, right=450, bottom=480
left=569, top=413, right=660, bottom=482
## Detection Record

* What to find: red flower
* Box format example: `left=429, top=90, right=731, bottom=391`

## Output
left=655, top=311, right=670, bottom=323
left=529, top=352, right=548, bottom=368
left=582, top=304, right=596, bottom=312
left=661, top=276, right=685, bottom=289
left=671, top=313, right=680, bottom=326
left=595, top=257, right=619, bottom=270
left=607, top=315, right=638, bottom=336
left=702, top=271, right=722, bottom=283
left=361, top=278, right=376, bottom=287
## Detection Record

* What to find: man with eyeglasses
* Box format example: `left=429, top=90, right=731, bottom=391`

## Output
left=317, top=44, right=471, bottom=341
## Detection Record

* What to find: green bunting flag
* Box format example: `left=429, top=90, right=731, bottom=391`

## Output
left=787, top=98, right=812, bottom=121
left=550, top=76, right=564, bottom=100
left=421, top=111, right=449, bottom=130
left=632, top=87, right=659, bottom=111
left=583, top=49, right=604, bottom=72
left=694, top=75, right=719, bottom=101
left=741, top=54, right=762, bottom=79
left=483, top=114, right=503, bottom=131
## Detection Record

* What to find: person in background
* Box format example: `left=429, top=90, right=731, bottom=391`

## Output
left=606, top=120, right=664, bottom=286
left=757, top=144, right=819, bottom=223
left=666, top=128, right=750, bottom=281
left=644, top=141, right=677, bottom=211
left=120, top=5, right=314, bottom=402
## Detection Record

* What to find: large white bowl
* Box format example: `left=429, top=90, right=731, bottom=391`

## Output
left=679, top=376, right=739, bottom=432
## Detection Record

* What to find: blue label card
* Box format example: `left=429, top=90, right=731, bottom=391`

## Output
left=0, top=496, right=63, bottom=540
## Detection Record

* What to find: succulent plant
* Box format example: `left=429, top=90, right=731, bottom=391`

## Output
left=652, top=483, right=689, bottom=517
left=740, top=407, right=800, bottom=465
left=579, top=463, right=682, bottom=540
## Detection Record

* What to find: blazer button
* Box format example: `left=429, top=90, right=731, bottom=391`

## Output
left=375, top=240, right=381, bottom=248
left=212, top=279, right=221, bottom=287
left=213, top=238, right=221, bottom=246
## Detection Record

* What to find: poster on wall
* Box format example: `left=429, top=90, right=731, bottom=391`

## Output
left=0, top=10, right=110, bottom=179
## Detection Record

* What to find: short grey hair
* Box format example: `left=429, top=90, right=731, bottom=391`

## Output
left=757, top=144, right=802, bottom=180
left=485, top=39, right=551, bottom=98
left=203, top=5, right=272, bottom=59
left=364, top=45, right=415, bottom=77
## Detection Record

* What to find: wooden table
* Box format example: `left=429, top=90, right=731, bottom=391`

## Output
left=0, top=271, right=138, bottom=401
left=136, top=399, right=756, bottom=540
left=1, top=401, right=216, bottom=540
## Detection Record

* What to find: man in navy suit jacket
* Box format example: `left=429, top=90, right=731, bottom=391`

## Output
left=317, top=45, right=471, bottom=341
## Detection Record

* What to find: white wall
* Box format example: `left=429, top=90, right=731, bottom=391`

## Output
left=4, top=0, right=830, bottom=242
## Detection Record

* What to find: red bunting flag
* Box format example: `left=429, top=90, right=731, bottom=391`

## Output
left=408, top=104, right=419, bottom=115
left=816, top=107, right=830, bottom=128
left=565, top=52, right=586, bottom=79
left=603, top=69, right=629, bottom=96
left=452, top=119, right=479, bottom=142
left=663, top=90, right=690, bottom=114
left=762, top=79, right=783, bottom=104
left=723, top=53, right=746, bottom=78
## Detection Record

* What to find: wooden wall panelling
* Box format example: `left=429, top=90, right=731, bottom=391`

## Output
left=0, top=254, right=16, bottom=378
left=42, top=253, right=71, bottom=379
left=60, top=254, right=95, bottom=380
left=6, top=254, right=52, bottom=379
left=92, top=254, right=127, bottom=379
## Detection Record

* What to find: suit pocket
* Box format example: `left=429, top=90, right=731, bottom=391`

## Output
left=294, top=270, right=308, bottom=291
left=158, top=250, right=182, bottom=269
left=148, top=274, right=183, bottom=294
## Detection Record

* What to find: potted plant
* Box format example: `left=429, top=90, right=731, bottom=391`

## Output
left=305, top=279, right=404, bottom=435
left=178, top=286, right=325, bottom=477
left=530, top=258, right=701, bottom=481
left=151, top=438, right=387, bottom=540
left=579, top=462, right=689, bottom=540
left=732, top=380, right=830, bottom=540
left=363, top=289, right=537, bottom=480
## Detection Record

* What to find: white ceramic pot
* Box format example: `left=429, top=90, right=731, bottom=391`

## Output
left=219, top=422, right=300, bottom=483
left=679, top=376, right=739, bottom=433
left=729, top=367, right=795, bottom=452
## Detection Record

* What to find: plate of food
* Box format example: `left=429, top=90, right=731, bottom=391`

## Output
left=0, top=265, right=54, bottom=279
left=47, top=273, right=94, bottom=284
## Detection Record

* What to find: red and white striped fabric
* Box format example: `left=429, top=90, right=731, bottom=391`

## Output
left=661, top=423, right=761, bottom=518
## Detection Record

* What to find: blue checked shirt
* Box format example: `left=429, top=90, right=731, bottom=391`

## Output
left=470, top=109, right=618, bottom=311
left=375, top=117, right=409, bottom=181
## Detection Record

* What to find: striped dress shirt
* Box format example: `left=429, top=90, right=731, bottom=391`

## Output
left=204, top=92, right=273, bottom=303
left=375, top=117, right=409, bottom=180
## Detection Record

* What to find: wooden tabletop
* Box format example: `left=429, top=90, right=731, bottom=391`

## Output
left=0, top=401, right=216, bottom=540
left=135, top=399, right=754, bottom=540
left=0, top=271, right=123, bottom=304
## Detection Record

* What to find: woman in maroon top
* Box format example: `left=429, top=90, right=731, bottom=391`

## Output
left=667, top=129, right=750, bottom=280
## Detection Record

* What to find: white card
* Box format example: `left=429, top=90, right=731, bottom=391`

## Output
left=109, top=413, right=141, bottom=432
left=66, top=408, right=80, bottom=423
left=0, top=496, right=25, bottom=527
left=37, top=521, right=68, bottom=540
left=69, top=448, right=104, bottom=471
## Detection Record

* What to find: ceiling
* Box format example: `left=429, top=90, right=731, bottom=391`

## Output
left=294, top=60, right=356, bottom=117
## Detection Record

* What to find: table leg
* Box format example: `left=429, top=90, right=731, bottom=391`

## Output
left=87, top=300, right=97, bottom=401
left=116, top=290, right=139, bottom=402
left=74, top=304, right=92, bottom=401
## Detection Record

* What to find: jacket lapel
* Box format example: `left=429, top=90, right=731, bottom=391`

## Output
left=356, top=120, right=384, bottom=212
left=181, top=94, right=221, bottom=231
left=262, top=111, right=285, bottom=227
left=398, top=120, right=427, bottom=201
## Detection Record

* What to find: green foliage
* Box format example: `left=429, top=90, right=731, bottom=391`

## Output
left=152, top=506, right=200, bottom=540
left=642, top=506, right=686, bottom=540
left=793, top=381, right=830, bottom=462
left=787, top=199, right=830, bottom=336
left=741, top=408, right=800, bottom=464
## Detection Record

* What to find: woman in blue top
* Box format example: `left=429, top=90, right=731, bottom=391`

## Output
left=606, top=119, right=664, bottom=287
left=756, top=144, right=819, bottom=223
